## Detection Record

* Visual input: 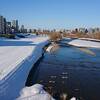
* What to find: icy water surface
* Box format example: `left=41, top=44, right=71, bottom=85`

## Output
left=26, top=44, right=100, bottom=100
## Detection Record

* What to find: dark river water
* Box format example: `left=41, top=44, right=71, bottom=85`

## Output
left=26, top=43, right=100, bottom=100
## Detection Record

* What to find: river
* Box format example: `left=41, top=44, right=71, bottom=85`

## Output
left=26, top=43, right=100, bottom=100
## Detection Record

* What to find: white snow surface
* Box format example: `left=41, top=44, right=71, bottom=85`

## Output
left=79, top=38, right=100, bottom=42
left=0, top=35, right=48, bottom=80
left=46, top=45, right=54, bottom=52
left=0, top=35, right=49, bottom=100
left=17, top=84, right=55, bottom=100
left=68, top=39, right=100, bottom=48
left=70, top=97, right=76, bottom=100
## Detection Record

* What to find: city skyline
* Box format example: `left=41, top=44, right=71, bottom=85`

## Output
left=0, top=0, right=100, bottom=29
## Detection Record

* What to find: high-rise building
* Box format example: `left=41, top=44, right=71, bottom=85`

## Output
left=4, top=18, right=7, bottom=34
left=6, top=22, right=12, bottom=34
left=20, top=25, right=27, bottom=33
left=0, top=15, right=6, bottom=34
left=12, top=20, right=19, bottom=33
left=29, top=29, right=33, bottom=33
left=20, top=25, right=24, bottom=33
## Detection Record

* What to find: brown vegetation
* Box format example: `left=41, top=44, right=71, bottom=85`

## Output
left=64, top=32, right=100, bottom=40
left=88, top=32, right=100, bottom=39
left=48, top=32, right=62, bottom=41
left=0, top=34, right=15, bottom=39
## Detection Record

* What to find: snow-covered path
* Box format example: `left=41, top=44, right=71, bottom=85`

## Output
left=0, top=35, right=49, bottom=100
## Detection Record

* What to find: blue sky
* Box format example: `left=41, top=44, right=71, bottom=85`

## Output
left=0, top=0, right=100, bottom=29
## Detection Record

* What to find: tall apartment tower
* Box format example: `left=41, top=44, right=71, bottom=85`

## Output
left=0, top=15, right=6, bottom=34
left=12, top=20, right=19, bottom=33
left=20, top=25, right=24, bottom=33
left=6, top=22, right=12, bottom=34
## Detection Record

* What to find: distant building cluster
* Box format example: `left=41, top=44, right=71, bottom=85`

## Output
left=56, top=28, right=100, bottom=34
left=30, top=28, right=100, bottom=34
left=0, top=15, right=28, bottom=34
left=1, top=15, right=100, bottom=35
left=74, top=28, right=100, bottom=34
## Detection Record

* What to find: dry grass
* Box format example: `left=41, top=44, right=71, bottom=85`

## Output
left=89, top=32, right=100, bottom=39
left=64, top=32, right=100, bottom=40
left=49, top=32, right=62, bottom=41
left=0, top=34, right=15, bottom=39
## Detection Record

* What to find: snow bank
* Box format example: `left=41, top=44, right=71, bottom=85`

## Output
left=70, top=97, right=76, bottom=100
left=46, top=45, right=54, bottom=52
left=79, top=38, right=100, bottom=42
left=0, top=35, right=48, bottom=80
left=17, top=84, right=55, bottom=100
left=68, top=39, right=100, bottom=48
left=0, top=35, right=49, bottom=100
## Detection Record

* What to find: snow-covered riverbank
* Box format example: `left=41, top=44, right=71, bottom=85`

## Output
left=0, top=35, right=49, bottom=100
left=68, top=39, right=100, bottom=48
left=62, top=38, right=100, bottom=48
left=17, top=84, right=55, bottom=100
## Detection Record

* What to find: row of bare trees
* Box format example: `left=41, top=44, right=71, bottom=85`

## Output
left=33, top=31, right=100, bottom=40
left=63, top=32, right=100, bottom=40
left=75, top=32, right=100, bottom=39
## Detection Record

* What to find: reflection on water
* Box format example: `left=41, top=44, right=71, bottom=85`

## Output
left=76, top=47, right=96, bottom=56
left=26, top=44, right=100, bottom=100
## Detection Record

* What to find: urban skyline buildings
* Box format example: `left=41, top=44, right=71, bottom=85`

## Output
left=0, top=15, right=28, bottom=34
left=12, top=20, right=19, bottom=33
left=0, top=15, right=100, bottom=35
left=0, top=16, right=6, bottom=34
